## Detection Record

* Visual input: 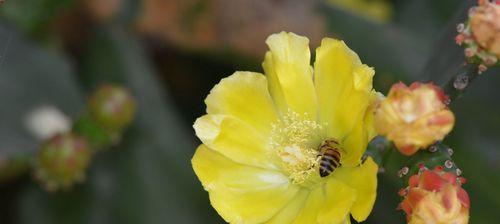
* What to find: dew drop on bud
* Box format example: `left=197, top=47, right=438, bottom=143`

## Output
left=456, top=168, right=462, bottom=176
left=445, top=160, right=454, bottom=169
left=468, top=6, right=477, bottom=17
left=398, top=167, right=409, bottom=177
left=465, top=48, right=475, bottom=58
left=456, top=23, right=465, bottom=32
left=444, top=98, right=451, bottom=106
left=429, top=145, right=438, bottom=152
left=447, top=148, right=454, bottom=156
left=401, top=167, right=409, bottom=175
left=484, top=55, right=498, bottom=66
left=453, top=74, right=469, bottom=90
left=478, top=64, right=488, bottom=74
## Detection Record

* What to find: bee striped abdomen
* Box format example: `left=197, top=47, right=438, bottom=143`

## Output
left=318, top=140, right=342, bottom=177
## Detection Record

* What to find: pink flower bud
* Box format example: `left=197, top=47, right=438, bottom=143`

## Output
left=470, top=0, right=500, bottom=58
left=374, top=82, right=455, bottom=155
left=399, top=167, right=470, bottom=224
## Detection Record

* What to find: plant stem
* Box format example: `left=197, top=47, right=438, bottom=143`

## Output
left=441, top=63, right=480, bottom=103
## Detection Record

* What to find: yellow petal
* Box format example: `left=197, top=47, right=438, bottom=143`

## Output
left=341, top=91, right=379, bottom=167
left=340, top=118, right=367, bottom=167
left=265, top=189, right=309, bottom=224
left=314, top=38, right=374, bottom=140
left=263, top=52, right=288, bottom=115
left=192, top=145, right=299, bottom=224
left=205, top=71, right=278, bottom=135
left=343, top=217, right=351, bottom=224
left=364, top=91, right=384, bottom=141
left=317, top=178, right=357, bottom=224
left=263, top=31, right=317, bottom=118
left=292, top=186, right=325, bottom=223
left=194, top=114, right=277, bottom=169
left=291, top=180, right=356, bottom=224
left=332, top=157, right=378, bottom=222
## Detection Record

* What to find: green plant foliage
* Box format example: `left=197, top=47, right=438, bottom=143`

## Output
left=0, top=0, right=76, bottom=38
left=17, top=28, right=223, bottom=224
left=0, top=25, right=83, bottom=183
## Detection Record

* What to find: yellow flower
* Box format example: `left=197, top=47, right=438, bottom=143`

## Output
left=374, top=82, right=455, bottom=156
left=192, top=32, right=379, bottom=224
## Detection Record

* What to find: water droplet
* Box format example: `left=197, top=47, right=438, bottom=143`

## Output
left=456, top=168, right=462, bottom=176
left=454, top=74, right=469, bottom=90
left=456, top=23, right=465, bottom=33
left=484, top=55, right=498, bottom=66
left=398, top=167, right=409, bottom=177
left=444, top=98, right=451, bottom=105
left=445, top=160, right=454, bottom=169
left=465, top=48, right=475, bottom=58
left=478, top=64, right=488, bottom=74
left=429, top=145, right=438, bottom=152
left=401, top=167, right=409, bottom=175
left=447, top=148, right=454, bottom=156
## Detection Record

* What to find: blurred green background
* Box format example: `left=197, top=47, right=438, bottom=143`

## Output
left=0, top=0, right=498, bottom=223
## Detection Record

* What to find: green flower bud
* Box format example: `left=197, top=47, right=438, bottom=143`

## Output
left=88, top=85, right=135, bottom=132
left=34, top=133, right=91, bottom=191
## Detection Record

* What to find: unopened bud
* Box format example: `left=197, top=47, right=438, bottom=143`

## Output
left=374, top=82, right=455, bottom=155
left=470, top=0, right=500, bottom=58
left=34, top=133, right=91, bottom=191
left=399, top=166, right=470, bottom=224
left=88, top=85, right=135, bottom=132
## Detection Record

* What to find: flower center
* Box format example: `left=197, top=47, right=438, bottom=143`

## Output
left=269, top=110, right=324, bottom=186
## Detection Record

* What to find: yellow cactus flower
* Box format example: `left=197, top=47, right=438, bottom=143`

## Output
left=399, top=167, right=470, bottom=224
left=192, top=32, right=379, bottom=223
left=374, top=82, right=455, bottom=156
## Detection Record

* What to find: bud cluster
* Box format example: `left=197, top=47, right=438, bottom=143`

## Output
left=34, top=133, right=91, bottom=191
left=33, top=85, right=135, bottom=191
left=456, top=0, right=500, bottom=73
left=372, top=79, right=471, bottom=223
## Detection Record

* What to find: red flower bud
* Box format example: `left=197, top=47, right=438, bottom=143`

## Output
left=399, top=167, right=470, bottom=224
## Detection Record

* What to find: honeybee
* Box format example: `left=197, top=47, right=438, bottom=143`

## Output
left=318, top=139, right=342, bottom=177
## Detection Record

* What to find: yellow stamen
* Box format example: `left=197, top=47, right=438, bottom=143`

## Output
left=269, top=110, right=323, bottom=185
